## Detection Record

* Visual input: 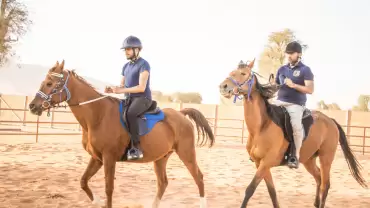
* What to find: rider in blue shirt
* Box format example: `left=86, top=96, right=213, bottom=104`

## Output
left=274, top=41, right=315, bottom=168
left=108, top=35, right=152, bottom=160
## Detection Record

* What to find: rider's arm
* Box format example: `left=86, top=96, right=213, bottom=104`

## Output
left=293, top=67, right=314, bottom=94
left=120, top=76, right=125, bottom=87
left=120, top=64, right=126, bottom=87
left=117, top=62, right=150, bottom=93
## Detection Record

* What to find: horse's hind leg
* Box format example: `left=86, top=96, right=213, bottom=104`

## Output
left=318, top=152, right=335, bottom=208
left=152, top=152, right=173, bottom=208
left=80, top=157, right=103, bottom=205
left=303, top=156, right=321, bottom=208
left=176, top=144, right=206, bottom=208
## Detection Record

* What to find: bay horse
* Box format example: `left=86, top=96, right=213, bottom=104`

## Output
left=28, top=60, right=215, bottom=208
left=218, top=59, right=368, bottom=208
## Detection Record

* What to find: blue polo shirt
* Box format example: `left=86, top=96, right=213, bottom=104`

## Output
left=121, top=57, right=152, bottom=99
left=275, top=61, right=314, bottom=106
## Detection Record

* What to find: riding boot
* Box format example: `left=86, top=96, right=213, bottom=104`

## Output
left=287, top=156, right=299, bottom=169
left=127, top=137, right=144, bottom=160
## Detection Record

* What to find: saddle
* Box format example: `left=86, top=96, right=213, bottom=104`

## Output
left=120, top=99, right=162, bottom=135
left=118, top=99, right=165, bottom=161
left=267, top=104, right=314, bottom=166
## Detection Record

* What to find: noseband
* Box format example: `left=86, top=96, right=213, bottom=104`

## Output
left=35, top=71, right=72, bottom=115
left=227, top=71, right=255, bottom=103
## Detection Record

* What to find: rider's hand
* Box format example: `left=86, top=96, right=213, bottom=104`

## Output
left=104, top=86, right=113, bottom=93
left=111, top=86, right=120, bottom=93
left=285, top=78, right=296, bottom=88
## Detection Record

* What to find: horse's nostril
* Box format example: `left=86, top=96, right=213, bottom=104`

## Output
left=222, top=84, right=227, bottom=89
left=29, top=104, right=35, bottom=109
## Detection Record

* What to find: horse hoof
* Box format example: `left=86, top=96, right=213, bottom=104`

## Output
left=92, top=195, right=106, bottom=207
left=200, top=197, right=207, bottom=208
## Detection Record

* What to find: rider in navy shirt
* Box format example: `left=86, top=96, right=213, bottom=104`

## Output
left=274, top=41, right=315, bottom=169
left=275, top=60, right=314, bottom=106
left=107, top=35, right=152, bottom=160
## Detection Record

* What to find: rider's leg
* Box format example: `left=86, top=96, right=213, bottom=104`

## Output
left=285, top=104, right=305, bottom=168
left=126, top=96, right=152, bottom=160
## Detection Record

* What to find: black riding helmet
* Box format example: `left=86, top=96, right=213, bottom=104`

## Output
left=285, top=41, right=302, bottom=54
left=121, top=36, right=142, bottom=60
left=121, top=35, right=142, bottom=50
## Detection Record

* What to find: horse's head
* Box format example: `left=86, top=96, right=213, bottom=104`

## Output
left=219, top=58, right=256, bottom=100
left=29, top=60, right=71, bottom=116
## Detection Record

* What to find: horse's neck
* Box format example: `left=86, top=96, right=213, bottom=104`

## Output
left=66, top=76, right=110, bottom=130
left=243, top=94, right=269, bottom=135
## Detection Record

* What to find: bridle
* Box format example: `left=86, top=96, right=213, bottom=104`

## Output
left=227, top=70, right=255, bottom=103
left=36, top=71, right=72, bottom=114
left=35, top=70, right=108, bottom=116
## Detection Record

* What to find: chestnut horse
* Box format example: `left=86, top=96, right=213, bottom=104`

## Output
left=218, top=59, right=368, bottom=208
left=28, top=60, right=215, bottom=208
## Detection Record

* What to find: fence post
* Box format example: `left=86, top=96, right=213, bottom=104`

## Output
left=179, top=102, right=183, bottom=110
left=346, top=110, right=352, bottom=144
left=363, top=127, right=366, bottom=155
left=51, top=108, right=55, bottom=128
left=23, top=96, right=28, bottom=126
left=213, top=105, right=219, bottom=138
left=36, top=116, right=39, bottom=143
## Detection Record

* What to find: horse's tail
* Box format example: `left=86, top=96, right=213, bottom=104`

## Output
left=180, top=108, right=215, bottom=148
left=332, top=118, right=368, bottom=188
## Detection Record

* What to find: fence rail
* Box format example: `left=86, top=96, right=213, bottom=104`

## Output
left=1, top=107, right=369, bottom=154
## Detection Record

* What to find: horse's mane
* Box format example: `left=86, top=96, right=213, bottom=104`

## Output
left=253, top=75, right=280, bottom=119
left=69, top=69, right=121, bottom=103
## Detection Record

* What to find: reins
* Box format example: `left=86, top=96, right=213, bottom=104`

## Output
left=35, top=70, right=108, bottom=116
left=228, top=71, right=276, bottom=103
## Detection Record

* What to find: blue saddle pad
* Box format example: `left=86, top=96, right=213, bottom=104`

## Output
left=119, top=100, right=165, bottom=136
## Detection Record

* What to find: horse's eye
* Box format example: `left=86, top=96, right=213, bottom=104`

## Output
left=46, top=82, right=52, bottom=87
left=241, top=73, right=246, bottom=76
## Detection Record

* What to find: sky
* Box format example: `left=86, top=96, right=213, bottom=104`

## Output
left=11, top=0, right=370, bottom=109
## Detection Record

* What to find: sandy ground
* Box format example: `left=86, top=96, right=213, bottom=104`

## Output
left=0, top=136, right=369, bottom=208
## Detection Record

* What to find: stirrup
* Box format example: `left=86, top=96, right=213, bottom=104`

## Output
left=287, top=156, right=299, bottom=169
left=127, top=147, right=143, bottom=160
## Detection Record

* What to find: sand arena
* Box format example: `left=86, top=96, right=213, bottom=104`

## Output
left=0, top=131, right=369, bottom=208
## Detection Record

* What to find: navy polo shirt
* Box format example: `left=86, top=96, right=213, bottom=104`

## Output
left=275, top=61, right=314, bottom=106
left=121, top=57, right=152, bottom=99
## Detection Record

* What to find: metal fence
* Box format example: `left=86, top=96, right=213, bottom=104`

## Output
left=1, top=107, right=369, bottom=154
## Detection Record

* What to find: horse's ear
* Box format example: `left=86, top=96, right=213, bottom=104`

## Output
left=50, top=61, right=59, bottom=72
left=248, top=58, right=255, bottom=68
left=54, top=59, right=64, bottom=73
left=59, top=60, right=65, bottom=70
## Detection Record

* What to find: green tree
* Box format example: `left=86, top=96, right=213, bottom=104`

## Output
left=352, top=94, right=370, bottom=111
left=257, top=28, right=308, bottom=78
left=316, top=100, right=328, bottom=110
left=316, top=100, right=341, bottom=110
left=0, top=0, right=32, bottom=65
left=327, top=103, right=341, bottom=110
left=170, top=92, right=202, bottom=104
left=151, top=90, right=203, bottom=104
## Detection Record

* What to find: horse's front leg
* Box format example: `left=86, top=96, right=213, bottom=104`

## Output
left=80, top=157, right=103, bottom=205
left=264, top=169, right=280, bottom=208
left=240, top=161, right=269, bottom=208
left=246, top=134, right=254, bottom=162
left=103, top=154, right=117, bottom=208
